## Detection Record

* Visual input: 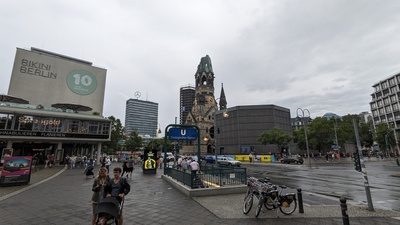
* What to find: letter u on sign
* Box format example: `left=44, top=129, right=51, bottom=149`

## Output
left=180, top=129, right=186, bottom=136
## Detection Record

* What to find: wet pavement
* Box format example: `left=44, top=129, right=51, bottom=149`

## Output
left=0, top=163, right=399, bottom=225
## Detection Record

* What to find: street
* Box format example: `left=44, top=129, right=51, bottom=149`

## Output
left=244, top=158, right=400, bottom=212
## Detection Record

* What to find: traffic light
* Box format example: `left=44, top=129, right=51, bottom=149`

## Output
left=353, top=152, right=361, bottom=172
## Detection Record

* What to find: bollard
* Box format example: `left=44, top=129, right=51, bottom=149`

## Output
left=340, top=197, right=350, bottom=225
left=297, top=188, right=304, bottom=213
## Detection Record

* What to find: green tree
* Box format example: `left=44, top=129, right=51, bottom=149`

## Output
left=103, top=116, right=124, bottom=154
left=307, top=117, right=334, bottom=152
left=144, top=138, right=173, bottom=153
left=257, top=127, right=293, bottom=151
left=295, top=114, right=373, bottom=153
left=125, top=130, right=143, bottom=152
left=359, top=120, right=374, bottom=148
left=374, top=123, right=395, bottom=154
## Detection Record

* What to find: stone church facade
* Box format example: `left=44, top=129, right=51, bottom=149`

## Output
left=182, top=55, right=226, bottom=156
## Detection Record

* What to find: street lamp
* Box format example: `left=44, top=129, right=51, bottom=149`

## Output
left=214, top=108, right=229, bottom=162
left=297, top=108, right=311, bottom=165
left=333, top=118, right=340, bottom=162
left=385, top=129, right=396, bottom=158
left=156, top=123, right=162, bottom=135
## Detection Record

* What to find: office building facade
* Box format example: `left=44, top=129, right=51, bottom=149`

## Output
left=370, top=74, right=400, bottom=130
left=8, top=47, right=107, bottom=114
left=1, top=47, right=110, bottom=163
left=216, top=105, right=292, bottom=155
left=179, top=85, right=195, bottom=124
left=125, top=99, right=158, bottom=137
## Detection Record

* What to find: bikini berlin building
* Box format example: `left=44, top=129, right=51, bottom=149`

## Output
left=0, top=47, right=111, bottom=164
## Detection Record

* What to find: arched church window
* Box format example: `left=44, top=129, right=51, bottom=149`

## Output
left=201, top=75, right=207, bottom=85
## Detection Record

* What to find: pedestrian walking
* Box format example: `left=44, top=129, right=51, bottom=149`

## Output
left=157, top=156, right=163, bottom=169
left=121, top=161, right=128, bottom=177
left=91, top=167, right=110, bottom=225
left=189, top=159, right=199, bottom=176
left=181, top=158, right=189, bottom=172
left=105, top=157, right=111, bottom=173
left=126, top=156, right=134, bottom=178
left=70, top=155, right=76, bottom=169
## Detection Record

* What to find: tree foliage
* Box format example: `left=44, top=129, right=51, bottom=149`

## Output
left=125, top=130, right=143, bottom=152
left=374, top=123, right=395, bottom=153
left=103, top=116, right=124, bottom=154
left=144, top=138, right=173, bottom=152
left=257, top=127, right=293, bottom=150
left=293, top=114, right=374, bottom=153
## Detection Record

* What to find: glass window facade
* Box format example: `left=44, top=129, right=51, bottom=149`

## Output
left=0, top=112, right=110, bottom=139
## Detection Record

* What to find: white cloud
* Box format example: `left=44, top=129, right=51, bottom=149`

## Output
left=1, top=0, right=400, bottom=129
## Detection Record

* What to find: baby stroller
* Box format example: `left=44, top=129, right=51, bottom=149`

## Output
left=84, top=165, right=94, bottom=178
left=94, top=197, right=124, bottom=225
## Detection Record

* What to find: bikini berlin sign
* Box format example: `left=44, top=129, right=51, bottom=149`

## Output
left=169, top=128, right=197, bottom=140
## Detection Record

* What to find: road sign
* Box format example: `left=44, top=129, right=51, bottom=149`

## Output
left=169, top=128, right=197, bottom=140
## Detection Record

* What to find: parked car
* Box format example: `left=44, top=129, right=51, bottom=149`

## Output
left=217, top=157, right=241, bottom=167
left=204, top=155, right=216, bottom=164
left=166, top=152, right=175, bottom=162
left=188, top=155, right=199, bottom=162
left=280, top=155, right=304, bottom=164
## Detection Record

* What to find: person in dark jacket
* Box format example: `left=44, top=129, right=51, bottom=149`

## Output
left=104, top=167, right=130, bottom=225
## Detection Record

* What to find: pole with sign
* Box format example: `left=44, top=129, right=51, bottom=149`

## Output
left=163, top=125, right=200, bottom=174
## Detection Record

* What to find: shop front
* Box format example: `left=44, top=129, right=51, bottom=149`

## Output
left=0, top=103, right=111, bottom=166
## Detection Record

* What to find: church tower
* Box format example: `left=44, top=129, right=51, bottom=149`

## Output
left=184, top=55, right=219, bottom=155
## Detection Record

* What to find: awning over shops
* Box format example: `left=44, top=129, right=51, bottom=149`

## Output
left=0, top=94, right=29, bottom=104
left=51, top=103, right=92, bottom=112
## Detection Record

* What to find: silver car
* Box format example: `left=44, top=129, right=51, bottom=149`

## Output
left=217, top=157, right=241, bottom=167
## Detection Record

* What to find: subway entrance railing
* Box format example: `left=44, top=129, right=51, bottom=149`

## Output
left=164, top=165, right=247, bottom=189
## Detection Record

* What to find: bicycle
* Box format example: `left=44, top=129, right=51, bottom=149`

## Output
left=243, top=177, right=274, bottom=215
left=255, top=184, right=297, bottom=217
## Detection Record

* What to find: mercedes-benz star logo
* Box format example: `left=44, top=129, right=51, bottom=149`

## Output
left=134, top=91, right=141, bottom=99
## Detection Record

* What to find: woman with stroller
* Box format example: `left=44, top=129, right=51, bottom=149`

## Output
left=91, top=167, right=110, bottom=225
left=104, top=167, right=130, bottom=225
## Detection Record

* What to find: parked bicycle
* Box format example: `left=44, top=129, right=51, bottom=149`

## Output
left=255, top=184, right=297, bottom=217
left=243, top=176, right=275, bottom=215
left=243, top=176, right=297, bottom=218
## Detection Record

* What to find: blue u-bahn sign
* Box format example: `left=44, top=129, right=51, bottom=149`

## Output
left=169, top=128, right=197, bottom=140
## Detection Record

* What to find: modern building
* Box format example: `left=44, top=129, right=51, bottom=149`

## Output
left=215, top=105, right=292, bottom=155
left=1, top=47, right=110, bottom=163
left=179, top=85, right=195, bottom=124
left=125, top=98, right=158, bottom=137
left=291, top=116, right=312, bottom=131
left=359, top=111, right=373, bottom=124
left=370, top=74, right=400, bottom=130
left=8, top=47, right=107, bottom=114
left=322, top=112, right=342, bottom=120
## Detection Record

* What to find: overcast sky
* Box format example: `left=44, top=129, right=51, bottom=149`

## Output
left=1, top=0, right=400, bottom=133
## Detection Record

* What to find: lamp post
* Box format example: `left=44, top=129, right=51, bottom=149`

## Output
left=334, top=118, right=340, bottom=162
left=297, top=108, right=311, bottom=165
left=385, top=129, right=395, bottom=158
left=214, top=109, right=229, bottom=163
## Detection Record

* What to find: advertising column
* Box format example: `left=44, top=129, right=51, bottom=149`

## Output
left=143, top=149, right=157, bottom=174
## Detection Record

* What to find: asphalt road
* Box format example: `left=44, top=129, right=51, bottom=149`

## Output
left=244, top=158, right=400, bottom=211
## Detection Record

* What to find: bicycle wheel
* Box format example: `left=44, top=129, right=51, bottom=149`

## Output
left=279, top=194, right=297, bottom=215
left=263, top=196, right=274, bottom=210
left=243, top=192, right=253, bottom=214
left=255, top=195, right=264, bottom=218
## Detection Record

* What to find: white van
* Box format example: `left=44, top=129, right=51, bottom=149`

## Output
left=166, top=152, right=175, bottom=162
